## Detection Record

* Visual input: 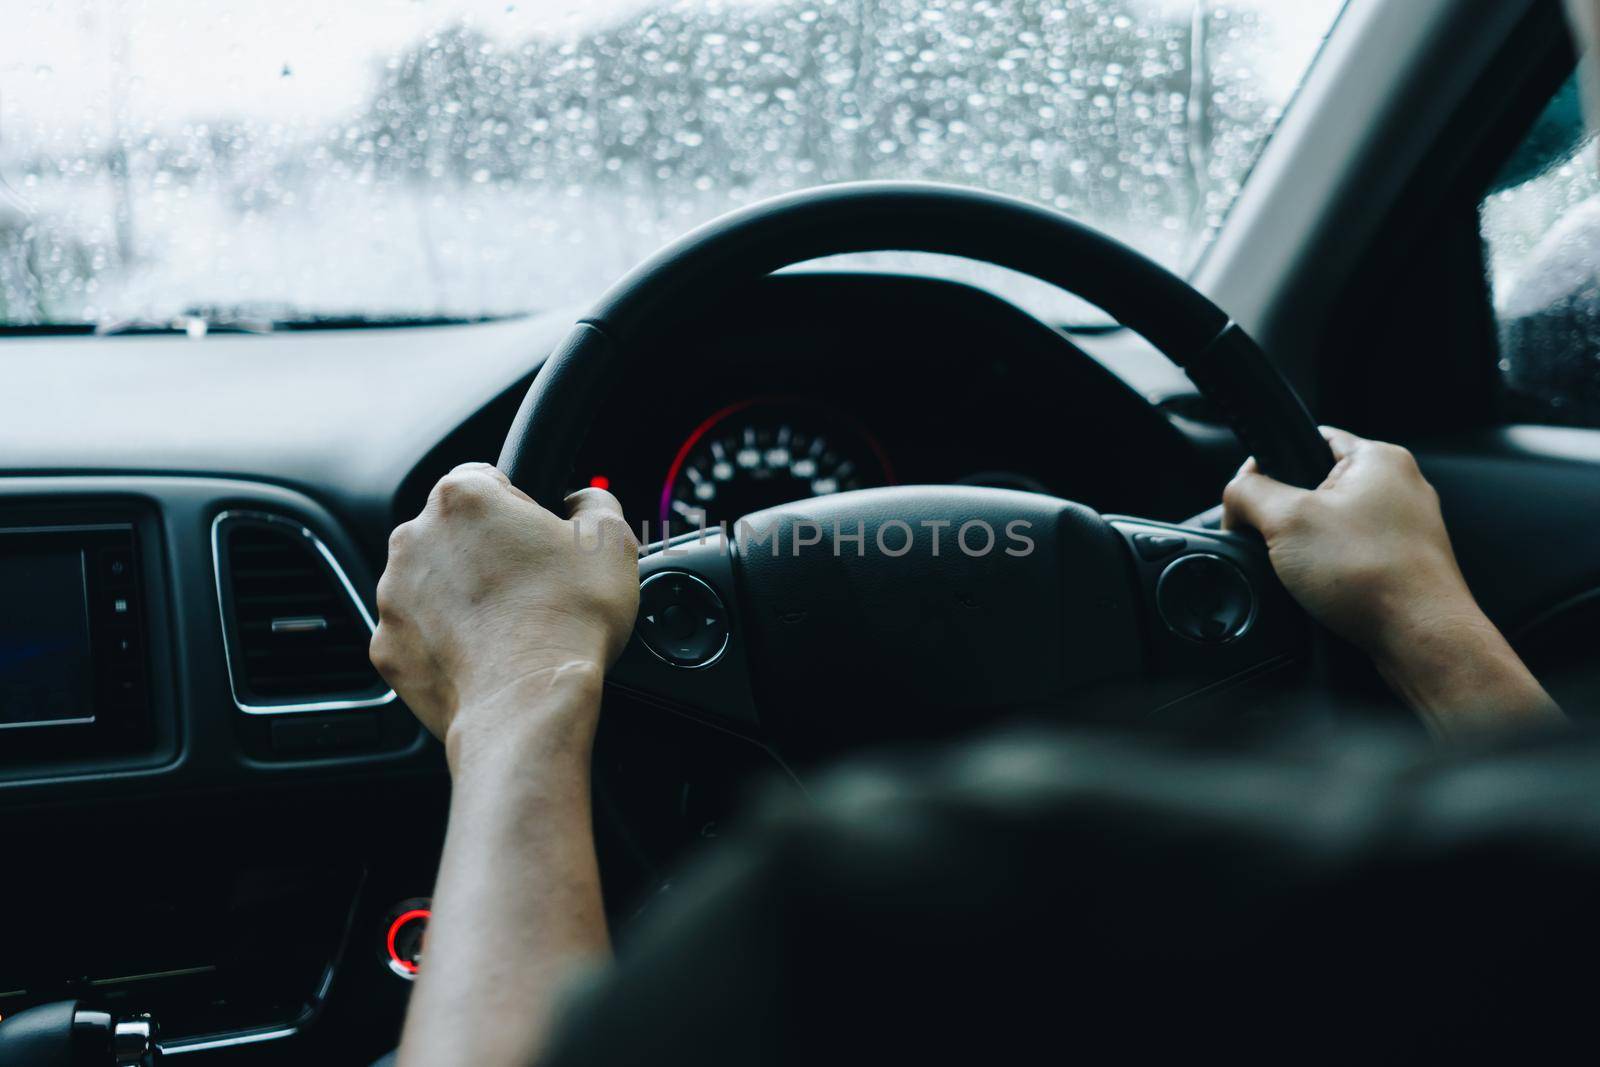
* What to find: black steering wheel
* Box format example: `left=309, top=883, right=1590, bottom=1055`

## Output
left=499, top=182, right=1335, bottom=757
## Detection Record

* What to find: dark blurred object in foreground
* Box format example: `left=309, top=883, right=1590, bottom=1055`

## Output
left=543, top=723, right=1599, bottom=1064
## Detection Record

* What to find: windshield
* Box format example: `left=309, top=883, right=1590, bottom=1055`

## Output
left=0, top=0, right=1346, bottom=328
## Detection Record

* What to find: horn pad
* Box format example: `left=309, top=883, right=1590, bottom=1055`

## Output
left=732, top=486, right=1140, bottom=751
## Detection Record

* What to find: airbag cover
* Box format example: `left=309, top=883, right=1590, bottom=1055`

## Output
left=732, top=486, right=1140, bottom=747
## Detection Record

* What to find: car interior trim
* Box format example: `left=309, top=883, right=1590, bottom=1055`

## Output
left=210, top=510, right=397, bottom=716
left=1195, top=0, right=1542, bottom=397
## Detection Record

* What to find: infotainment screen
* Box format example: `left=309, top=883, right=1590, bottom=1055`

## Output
left=0, top=550, right=95, bottom=727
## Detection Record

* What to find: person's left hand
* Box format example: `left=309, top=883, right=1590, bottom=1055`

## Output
left=369, top=463, right=639, bottom=770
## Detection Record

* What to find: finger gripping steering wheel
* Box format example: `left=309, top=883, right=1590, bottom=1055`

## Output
left=500, top=182, right=1333, bottom=753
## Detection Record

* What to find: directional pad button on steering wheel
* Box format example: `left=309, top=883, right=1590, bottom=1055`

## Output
left=637, top=572, right=730, bottom=668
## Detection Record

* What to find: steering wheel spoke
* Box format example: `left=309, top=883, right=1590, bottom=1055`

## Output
left=607, top=530, right=762, bottom=737
left=1106, top=517, right=1309, bottom=705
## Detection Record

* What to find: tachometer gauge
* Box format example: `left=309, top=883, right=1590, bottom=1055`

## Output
left=660, top=399, right=892, bottom=536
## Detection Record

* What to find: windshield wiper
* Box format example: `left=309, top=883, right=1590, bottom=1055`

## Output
left=0, top=309, right=513, bottom=337
left=97, top=305, right=515, bottom=336
left=95, top=312, right=275, bottom=337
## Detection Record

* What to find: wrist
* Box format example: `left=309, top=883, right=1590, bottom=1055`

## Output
left=445, top=659, right=605, bottom=779
left=1369, top=603, right=1560, bottom=738
left=1364, top=585, right=1488, bottom=674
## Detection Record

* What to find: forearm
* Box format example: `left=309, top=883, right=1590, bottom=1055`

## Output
left=1372, top=607, right=1563, bottom=741
left=398, top=670, right=611, bottom=1067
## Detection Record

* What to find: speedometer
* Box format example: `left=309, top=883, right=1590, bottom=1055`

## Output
left=659, top=399, right=893, bottom=536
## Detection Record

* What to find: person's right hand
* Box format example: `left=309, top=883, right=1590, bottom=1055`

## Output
left=1222, top=427, right=1560, bottom=736
left=1221, top=428, right=1477, bottom=657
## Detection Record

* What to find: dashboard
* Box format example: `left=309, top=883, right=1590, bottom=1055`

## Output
left=0, top=271, right=1232, bottom=1062
left=400, top=274, right=1231, bottom=537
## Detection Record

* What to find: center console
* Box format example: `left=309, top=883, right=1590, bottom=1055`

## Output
left=0, top=478, right=441, bottom=1062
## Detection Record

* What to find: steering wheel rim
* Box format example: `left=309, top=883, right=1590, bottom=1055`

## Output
left=499, top=181, right=1335, bottom=510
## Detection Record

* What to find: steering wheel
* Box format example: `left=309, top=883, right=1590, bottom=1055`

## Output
left=499, top=182, right=1335, bottom=758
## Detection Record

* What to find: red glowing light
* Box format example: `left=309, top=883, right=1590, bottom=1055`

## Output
left=588, top=475, right=611, bottom=491
left=387, top=908, right=431, bottom=975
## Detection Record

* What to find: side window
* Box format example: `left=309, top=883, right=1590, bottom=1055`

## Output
left=1481, top=73, right=1600, bottom=424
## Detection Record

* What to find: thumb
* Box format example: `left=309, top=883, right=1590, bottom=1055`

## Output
left=1222, top=460, right=1308, bottom=537
left=563, top=487, right=635, bottom=556
left=564, top=485, right=626, bottom=526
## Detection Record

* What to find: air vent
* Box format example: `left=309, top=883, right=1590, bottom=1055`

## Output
left=213, top=512, right=394, bottom=713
